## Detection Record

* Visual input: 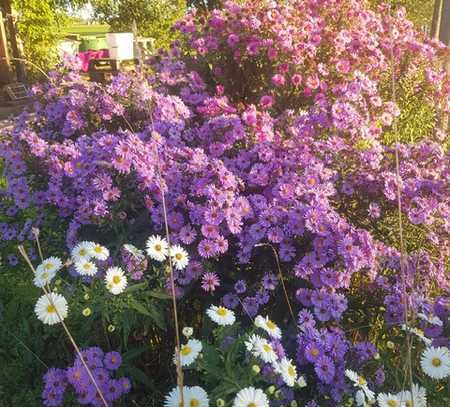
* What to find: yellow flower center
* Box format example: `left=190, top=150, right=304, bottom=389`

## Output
left=155, top=244, right=161, bottom=252
left=175, top=253, right=183, bottom=260
left=94, top=246, right=102, bottom=253
left=47, top=304, right=56, bottom=313
left=247, top=403, right=257, bottom=407
left=83, top=263, right=92, bottom=270
left=181, top=345, right=192, bottom=356
left=42, top=272, right=49, bottom=279
left=288, top=366, right=296, bottom=377
left=263, top=344, right=272, bottom=353
left=405, top=401, right=412, bottom=407
left=79, top=248, right=87, bottom=256
left=190, top=399, right=199, bottom=407
left=387, top=400, right=398, bottom=407
left=266, top=320, right=276, bottom=330
left=44, top=263, right=53, bottom=270
left=311, top=348, right=319, bottom=357
left=216, top=307, right=227, bottom=316
left=113, top=275, right=121, bottom=284
left=432, top=357, right=442, bottom=367
left=358, top=376, right=366, bottom=386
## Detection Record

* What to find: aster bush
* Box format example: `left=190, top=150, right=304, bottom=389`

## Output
left=0, top=0, right=449, bottom=406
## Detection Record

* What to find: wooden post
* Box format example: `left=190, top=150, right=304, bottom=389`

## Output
left=0, top=9, right=13, bottom=84
left=439, top=0, right=450, bottom=45
left=2, top=0, right=26, bottom=82
left=431, top=0, right=443, bottom=39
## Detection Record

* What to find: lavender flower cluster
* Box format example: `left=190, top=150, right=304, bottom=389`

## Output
left=1, top=0, right=449, bottom=404
left=42, top=347, right=130, bottom=406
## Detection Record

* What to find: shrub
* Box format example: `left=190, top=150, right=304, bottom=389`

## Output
left=0, top=0, right=449, bottom=405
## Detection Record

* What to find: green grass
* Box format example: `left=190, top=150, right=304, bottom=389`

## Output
left=62, top=23, right=110, bottom=37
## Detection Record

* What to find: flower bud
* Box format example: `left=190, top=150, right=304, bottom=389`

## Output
left=251, top=364, right=261, bottom=375
left=216, top=399, right=225, bottom=407
left=297, top=375, right=307, bottom=388
left=82, top=307, right=92, bottom=317
left=182, top=327, right=193, bottom=338
left=84, top=293, right=90, bottom=300
left=290, top=401, right=298, bottom=407
left=386, top=341, right=395, bottom=349
left=267, top=385, right=276, bottom=395
left=107, top=324, right=116, bottom=332
left=274, top=390, right=282, bottom=399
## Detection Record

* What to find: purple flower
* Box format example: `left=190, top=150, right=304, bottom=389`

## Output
left=104, top=351, right=122, bottom=371
left=314, top=355, right=335, bottom=383
left=262, top=273, right=278, bottom=290
left=234, top=279, right=247, bottom=294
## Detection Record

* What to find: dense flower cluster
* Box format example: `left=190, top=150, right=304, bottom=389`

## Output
left=1, top=0, right=449, bottom=405
left=42, top=347, right=130, bottom=406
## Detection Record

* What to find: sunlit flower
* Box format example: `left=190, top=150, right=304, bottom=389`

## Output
left=170, top=245, right=189, bottom=270
left=206, top=305, right=235, bottom=326
left=274, top=357, right=297, bottom=387
left=90, top=243, right=110, bottom=261
left=397, top=383, right=427, bottom=407
left=420, top=346, right=450, bottom=379
left=164, top=385, right=209, bottom=407
left=345, top=369, right=375, bottom=401
left=37, top=257, right=63, bottom=275
left=417, top=312, right=443, bottom=326
left=146, top=235, right=169, bottom=262
left=253, top=338, right=278, bottom=364
left=105, top=267, right=128, bottom=295
left=377, top=392, right=403, bottom=407
left=71, top=241, right=94, bottom=261
left=232, top=387, right=269, bottom=407
left=35, top=292, right=68, bottom=325
left=74, top=259, right=98, bottom=276
left=255, top=315, right=281, bottom=339
left=182, top=327, right=193, bottom=338
left=174, top=339, right=202, bottom=367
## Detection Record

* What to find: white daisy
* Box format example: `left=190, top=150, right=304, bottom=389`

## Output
left=255, top=315, right=282, bottom=339
left=146, top=235, right=169, bottom=262
left=233, top=387, right=269, bottom=407
left=174, top=339, right=202, bottom=367
left=253, top=337, right=278, bottom=364
left=274, top=357, right=297, bottom=387
left=164, top=385, right=209, bottom=407
left=34, top=292, right=68, bottom=325
left=123, top=243, right=145, bottom=260
left=417, top=312, right=443, bottom=326
left=37, top=257, right=63, bottom=274
left=170, top=244, right=189, bottom=270
left=377, top=392, right=404, bottom=407
left=71, top=241, right=94, bottom=261
left=397, top=383, right=427, bottom=407
left=74, top=259, right=98, bottom=276
left=245, top=334, right=264, bottom=353
left=355, top=389, right=368, bottom=406
left=105, top=267, right=128, bottom=295
left=345, top=369, right=375, bottom=401
left=206, top=305, right=236, bottom=326
left=297, top=375, right=307, bottom=388
left=420, top=346, right=450, bottom=380
left=401, top=324, right=432, bottom=346
left=33, top=266, right=57, bottom=288
left=90, top=243, right=109, bottom=261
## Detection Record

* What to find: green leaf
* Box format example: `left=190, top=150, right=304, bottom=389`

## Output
left=122, top=346, right=147, bottom=363
left=147, top=290, right=171, bottom=300
left=128, top=299, right=166, bottom=330
left=125, top=282, right=148, bottom=293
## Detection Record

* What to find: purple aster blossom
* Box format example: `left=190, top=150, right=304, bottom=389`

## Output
left=7, top=253, right=18, bottom=266
left=241, top=296, right=259, bottom=317
left=262, top=273, right=278, bottom=290
left=314, top=355, right=335, bottom=384
left=222, top=293, right=239, bottom=309
left=198, top=239, right=218, bottom=258
left=104, top=351, right=122, bottom=371
left=104, top=379, right=123, bottom=401
left=255, top=289, right=270, bottom=305
left=119, top=377, right=131, bottom=394
left=234, top=279, right=247, bottom=294
left=201, top=272, right=220, bottom=292
left=304, top=342, right=323, bottom=363
left=374, top=367, right=385, bottom=386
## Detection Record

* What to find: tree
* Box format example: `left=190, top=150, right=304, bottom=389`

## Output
left=91, top=0, right=186, bottom=49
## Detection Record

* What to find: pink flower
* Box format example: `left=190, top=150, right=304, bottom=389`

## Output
left=291, top=74, right=302, bottom=86
left=271, top=74, right=286, bottom=87
left=336, top=59, right=351, bottom=74
left=267, top=47, right=278, bottom=61
left=259, top=95, right=274, bottom=109
left=306, top=75, right=320, bottom=89
left=227, top=34, right=240, bottom=47
left=201, top=272, right=220, bottom=292
left=242, top=105, right=258, bottom=126
left=380, top=112, right=393, bottom=126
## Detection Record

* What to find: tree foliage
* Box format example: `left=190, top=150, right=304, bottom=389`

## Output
left=90, top=0, right=186, bottom=49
